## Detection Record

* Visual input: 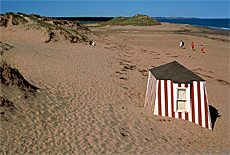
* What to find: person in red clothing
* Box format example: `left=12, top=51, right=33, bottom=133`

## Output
left=201, top=45, right=204, bottom=53
left=191, top=42, right=194, bottom=51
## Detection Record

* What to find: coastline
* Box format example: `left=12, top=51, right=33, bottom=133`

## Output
left=1, top=22, right=229, bottom=154
left=80, top=18, right=230, bottom=31
left=87, top=22, right=229, bottom=42
left=153, top=18, right=230, bottom=31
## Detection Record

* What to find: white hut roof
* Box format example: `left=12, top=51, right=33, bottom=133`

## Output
left=150, top=61, right=205, bottom=83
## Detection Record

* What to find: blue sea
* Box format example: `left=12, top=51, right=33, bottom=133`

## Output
left=153, top=18, right=230, bottom=30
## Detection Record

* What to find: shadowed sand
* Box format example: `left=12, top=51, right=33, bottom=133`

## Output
left=0, top=22, right=229, bottom=154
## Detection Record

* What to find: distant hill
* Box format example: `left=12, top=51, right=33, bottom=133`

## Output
left=100, top=14, right=161, bottom=26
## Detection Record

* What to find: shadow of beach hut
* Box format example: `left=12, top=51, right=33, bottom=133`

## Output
left=208, top=105, right=220, bottom=130
left=145, top=61, right=212, bottom=130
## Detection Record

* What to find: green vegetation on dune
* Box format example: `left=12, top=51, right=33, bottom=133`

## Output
left=3, top=12, right=29, bottom=25
left=0, top=12, right=91, bottom=43
left=26, top=14, right=57, bottom=30
left=100, top=14, right=161, bottom=26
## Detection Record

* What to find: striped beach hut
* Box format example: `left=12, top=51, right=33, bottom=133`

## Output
left=145, top=61, right=212, bottom=130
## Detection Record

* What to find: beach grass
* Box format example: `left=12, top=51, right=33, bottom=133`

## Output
left=25, top=14, right=87, bottom=39
left=1, top=12, right=28, bottom=25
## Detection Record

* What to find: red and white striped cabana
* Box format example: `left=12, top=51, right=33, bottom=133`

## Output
left=145, top=61, right=212, bottom=130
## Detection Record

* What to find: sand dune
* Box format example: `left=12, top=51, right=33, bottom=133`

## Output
left=0, top=22, right=229, bottom=154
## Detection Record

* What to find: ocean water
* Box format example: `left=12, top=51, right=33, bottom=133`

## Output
left=153, top=18, right=230, bottom=30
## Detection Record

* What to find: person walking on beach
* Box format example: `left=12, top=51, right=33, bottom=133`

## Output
left=180, top=40, right=184, bottom=48
left=201, top=45, right=204, bottom=53
left=191, top=42, right=194, bottom=51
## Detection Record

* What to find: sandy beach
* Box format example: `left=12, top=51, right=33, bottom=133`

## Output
left=1, top=21, right=229, bottom=154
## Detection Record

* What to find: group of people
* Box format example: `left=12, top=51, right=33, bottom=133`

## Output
left=180, top=40, right=204, bottom=53
left=89, top=39, right=204, bottom=52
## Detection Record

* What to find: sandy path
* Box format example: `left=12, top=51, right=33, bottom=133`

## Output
left=0, top=23, right=229, bottom=154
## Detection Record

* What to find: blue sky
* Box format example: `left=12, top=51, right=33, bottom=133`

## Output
left=1, top=0, right=229, bottom=18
